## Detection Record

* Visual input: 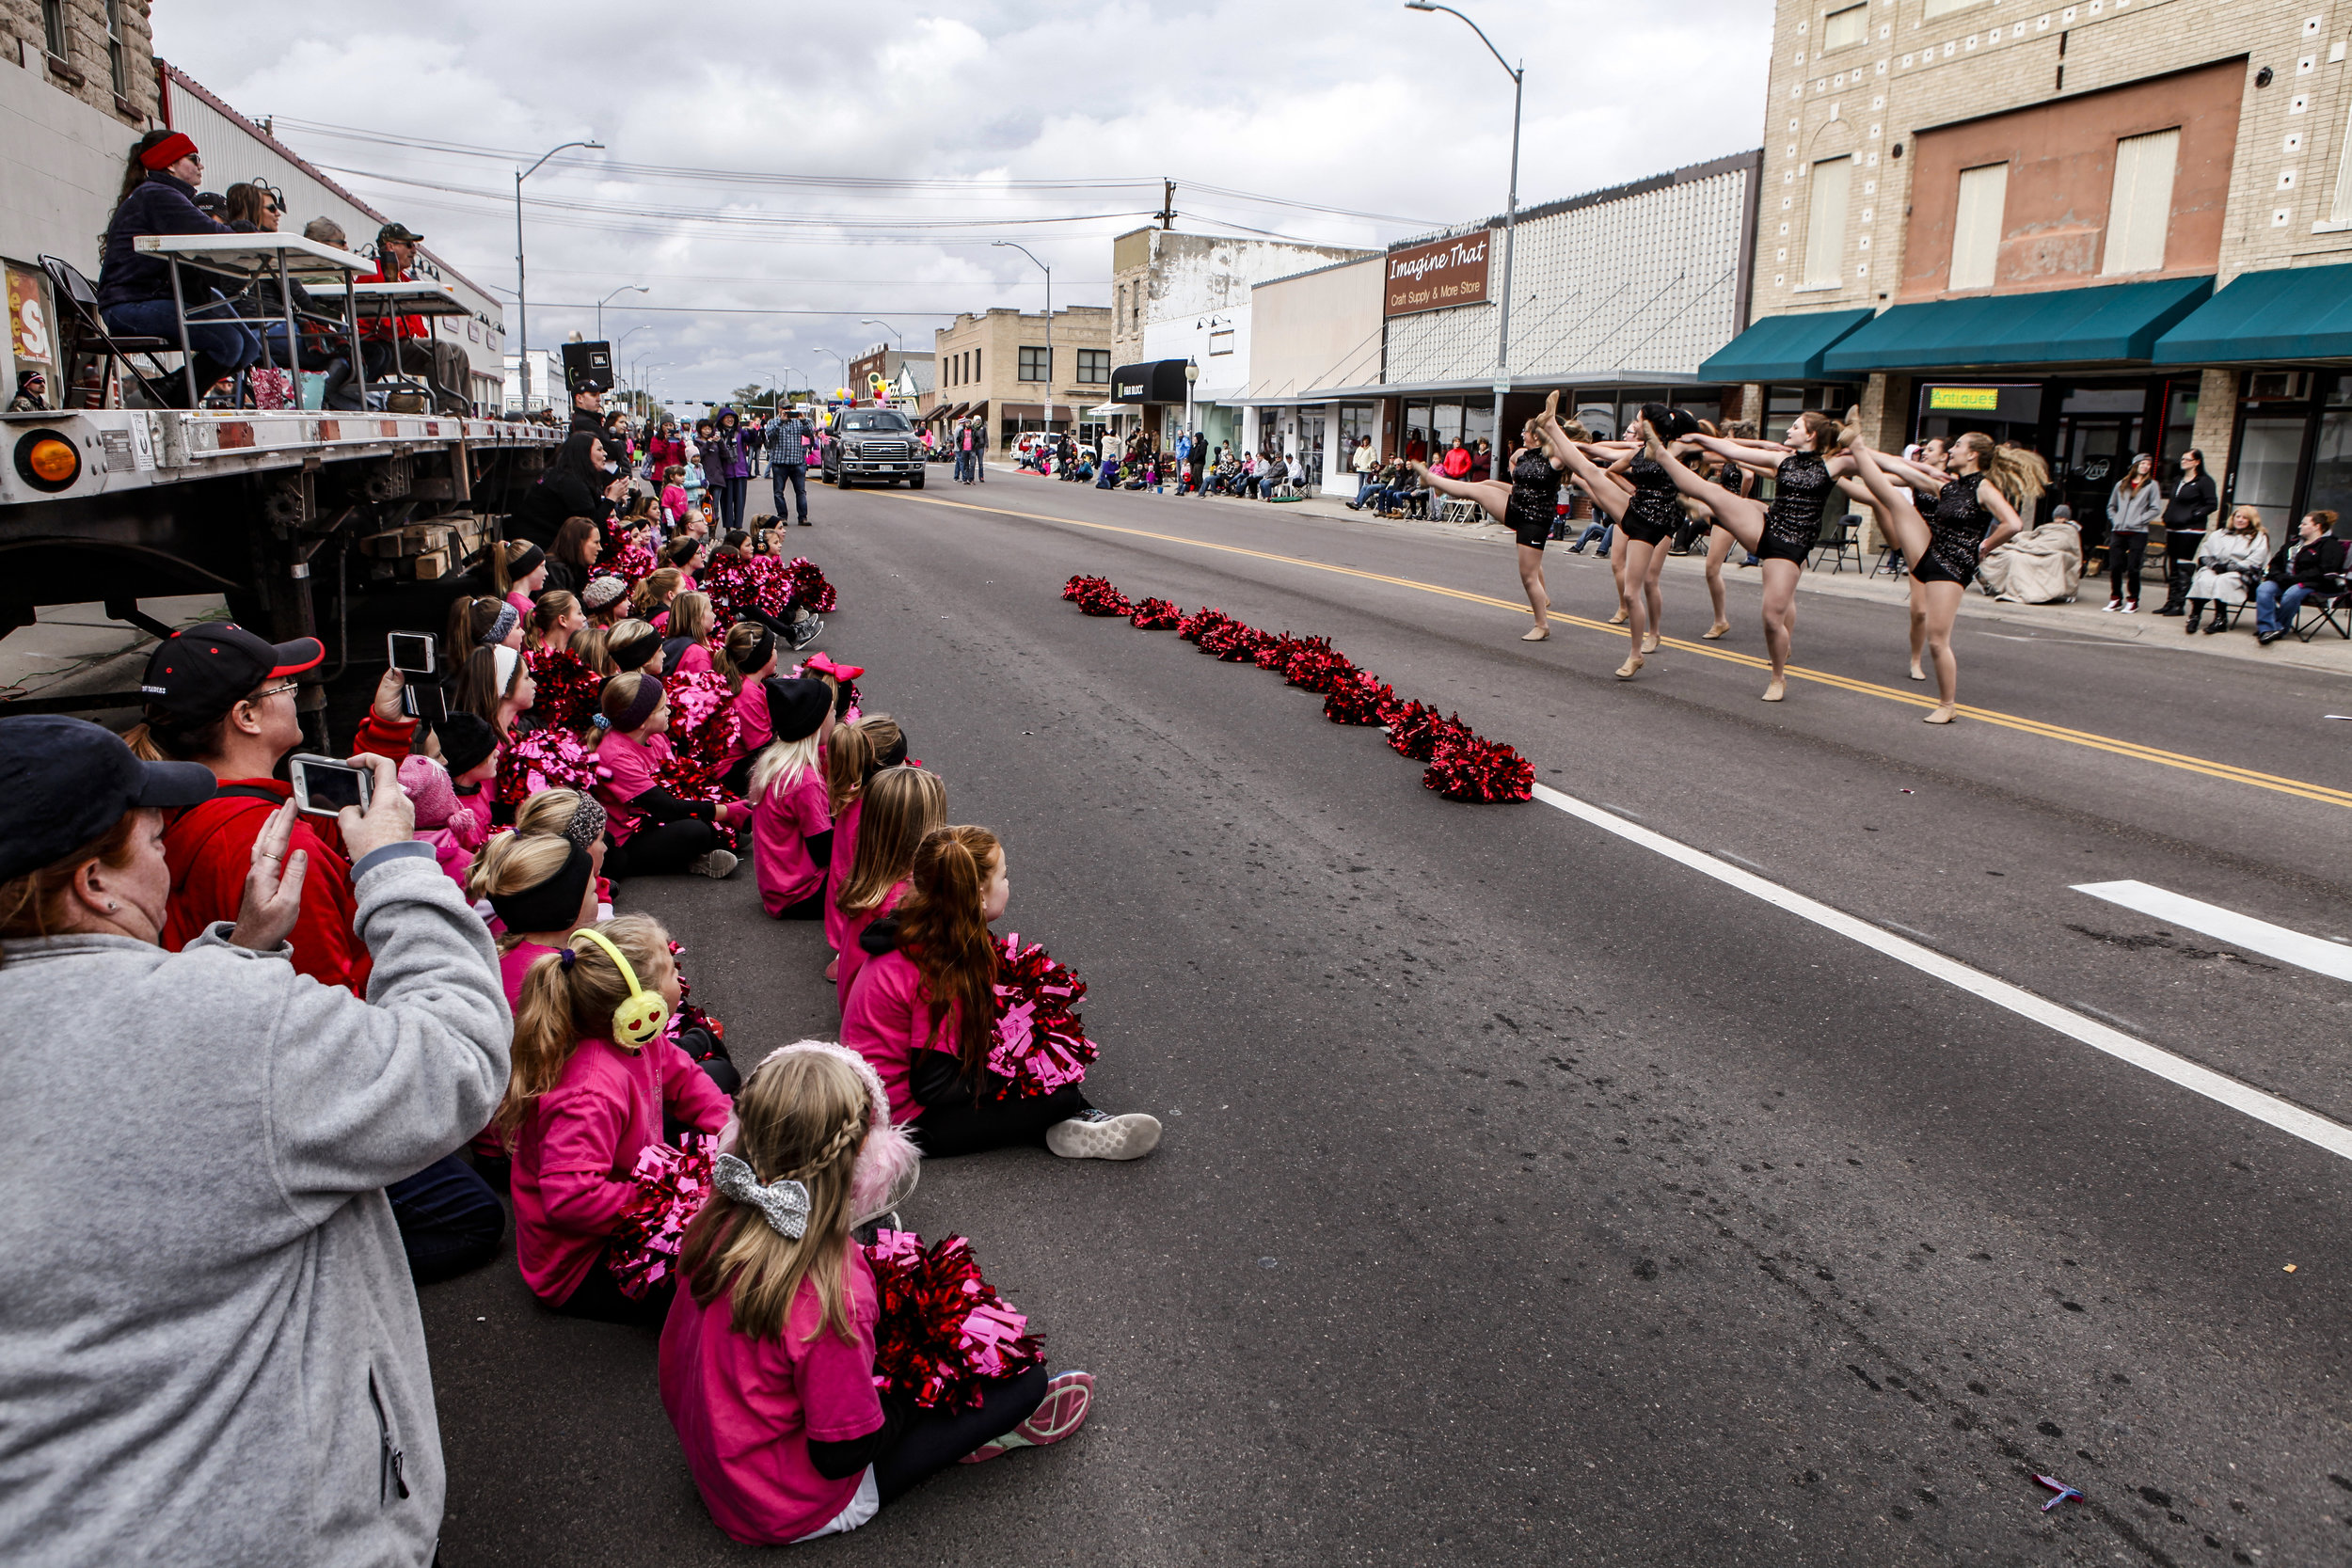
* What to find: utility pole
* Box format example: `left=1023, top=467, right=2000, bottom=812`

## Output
left=1158, top=179, right=1176, bottom=230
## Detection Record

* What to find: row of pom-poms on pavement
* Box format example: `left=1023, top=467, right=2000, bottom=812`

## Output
left=1062, top=576, right=1534, bottom=804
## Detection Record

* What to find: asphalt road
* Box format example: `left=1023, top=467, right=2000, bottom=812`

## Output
left=424, top=467, right=2352, bottom=1567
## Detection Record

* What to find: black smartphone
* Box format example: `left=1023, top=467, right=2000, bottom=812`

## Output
left=401, top=683, right=448, bottom=724
left=289, top=754, right=372, bottom=817
left=387, top=631, right=437, bottom=676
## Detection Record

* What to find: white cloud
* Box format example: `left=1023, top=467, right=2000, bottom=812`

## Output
left=154, top=0, right=1770, bottom=401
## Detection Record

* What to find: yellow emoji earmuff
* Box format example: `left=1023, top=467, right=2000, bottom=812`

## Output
left=567, top=927, right=671, bottom=1047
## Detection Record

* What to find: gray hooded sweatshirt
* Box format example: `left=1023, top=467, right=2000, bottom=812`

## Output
left=0, top=843, right=508, bottom=1567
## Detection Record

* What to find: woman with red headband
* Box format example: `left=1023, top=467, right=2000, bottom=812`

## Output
left=95, top=130, right=262, bottom=407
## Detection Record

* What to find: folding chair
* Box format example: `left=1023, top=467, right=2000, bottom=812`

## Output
left=1809, top=512, right=1863, bottom=574
left=2290, top=584, right=2352, bottom=641
left=40, top=255, right=179, bottom=408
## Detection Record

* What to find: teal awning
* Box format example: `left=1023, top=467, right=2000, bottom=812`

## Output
left=2152, top=262, right=2352, bottom=364
left=1820, top=276, right=2213, bottom=373
left=1697, top=309, right=1873, bottom=383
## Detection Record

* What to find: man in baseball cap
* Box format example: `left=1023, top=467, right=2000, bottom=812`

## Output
left=135, top=622, right=419, bottom=993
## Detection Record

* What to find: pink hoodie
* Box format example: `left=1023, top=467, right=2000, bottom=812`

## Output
left=509, top=1031, right=732, bottom=1304
left=752, top=760, right=830, bottom=916
left=839, top=948, right=958, bottom=1125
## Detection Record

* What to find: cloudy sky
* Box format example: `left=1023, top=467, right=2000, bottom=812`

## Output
left=155, top=2, right=1771, bottom=404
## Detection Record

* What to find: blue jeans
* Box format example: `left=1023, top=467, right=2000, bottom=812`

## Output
left=2255, top=578, right=2312, bottom=638
left=954, top=450, right=973, bottom=483
left=771, top=463, right=807, bottom=521
left=1354, top=473, right=1377, bottom=504
left=387, top=1152, right=505, bottom=1284
left=103, top=293, right=262, bottom=370
left=717, top=475, right=748, bottom=533
left=1574, top=519, right=1614, bottom=551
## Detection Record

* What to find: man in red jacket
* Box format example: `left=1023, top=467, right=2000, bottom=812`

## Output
left=143, top=623, right=416, bottom=993
left=359, top=220, right=474, bottom=410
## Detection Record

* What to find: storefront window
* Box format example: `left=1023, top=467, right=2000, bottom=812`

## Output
left=2233, top=418, right=2307, bottom=544
left=2306, top=406, right=2352, bottom=529
left=1339, top=402, right=1376, bottom=459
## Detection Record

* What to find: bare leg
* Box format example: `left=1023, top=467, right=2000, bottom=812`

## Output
left=1918, top=579, right=1963, bottom=721
left=1906, top=577, right=1929, bottom=681
left=1641, top=426, right=1767, bottom=554
left=1609, top=538, right=1630, bottom=623
left=1414, top=462, right=1511, bottom=521
left=1518, top=543, right=1550, bottom=638
left=1614, top=534, right=1659, bottom=676
left=1702, top=525, right=1734, bottom=637
left=1846, top=442, right=1932, bottom=564
left=1759, top=558, right=1800, bottom=700
left=1639, top=536, right=1669, bottom=652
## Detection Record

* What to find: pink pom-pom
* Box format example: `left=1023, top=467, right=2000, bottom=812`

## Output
left=988, top=931, right=1100, bottom=1098
left=607, top=1133, right=717, bottom=1299
left=864, top=1228, right=1046, bottom=1410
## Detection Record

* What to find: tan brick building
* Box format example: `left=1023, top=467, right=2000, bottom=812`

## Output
left=928, top=305, right=1112, bottom=451
left=5, top=0, right=157, bottom=124
left=1707, top=0, right=2352, bottom=549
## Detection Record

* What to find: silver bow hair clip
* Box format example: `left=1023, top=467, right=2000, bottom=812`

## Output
left=712, top=1152, right=811, bottom=1239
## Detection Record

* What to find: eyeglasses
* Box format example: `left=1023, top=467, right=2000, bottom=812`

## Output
left=246, top=681, right=300, bottom=705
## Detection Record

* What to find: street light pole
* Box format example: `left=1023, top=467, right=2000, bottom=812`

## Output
left=993, top=241, right=1053, bottom=439
left=516, top=137, right=604, bottom=411
left=597, top=283, right=649, bottom=341
left=1406, top=1, right=1520, bottom=451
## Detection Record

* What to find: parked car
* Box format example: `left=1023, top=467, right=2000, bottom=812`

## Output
left=822, top=407, right=926, bottom=489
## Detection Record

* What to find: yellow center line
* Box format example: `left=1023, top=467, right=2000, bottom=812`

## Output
left=902, top=490, right=2352, bottom=811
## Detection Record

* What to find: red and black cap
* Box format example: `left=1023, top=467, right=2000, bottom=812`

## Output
left=140, top=622, right=323, bottom=720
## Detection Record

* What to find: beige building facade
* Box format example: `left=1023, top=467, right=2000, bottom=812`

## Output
left=929, top=305, right=1112, bottom=450
left=1711, top=0, right=2352, bottom=549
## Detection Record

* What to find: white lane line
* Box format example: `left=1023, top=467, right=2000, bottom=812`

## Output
left=1528, top=783, right=2352, bottom=1164
left=2072, top=879, right=2352, bottom=984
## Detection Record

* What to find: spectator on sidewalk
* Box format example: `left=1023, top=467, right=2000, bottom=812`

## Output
left=2157, top=449, right=2217, bottom=616
left=766, top=407, right=816, bottom=527
left=1440, top=439, right=1472, bottom=480
left=2104, top=453, right=2164, bottom=613
left=2186, top=504, right=2270, bottom=635
left=0, top=716, right=507, bottom=1568
left=1348, top=436, right=1379, bottom=509
left=2254, top=511, right=2345, bottom=644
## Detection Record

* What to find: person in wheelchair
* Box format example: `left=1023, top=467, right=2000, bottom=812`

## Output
left=359, top=221, right=472, bottom=413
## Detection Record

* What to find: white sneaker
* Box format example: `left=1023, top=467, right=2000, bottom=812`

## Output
left=2123, top=600, right=2138, bottom=614
left=958, top=1370, right=1094, bottom=1464
left=690, top=849, right=739, bottom=879
left=1045, top=1109, right=1162, bottom=1161
left=2102, top=599, right=2121, bottom=612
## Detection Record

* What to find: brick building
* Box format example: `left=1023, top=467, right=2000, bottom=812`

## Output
left=1704, top=0, right=2352, bottom=546
left=928, top=305, right=1111, bottom=451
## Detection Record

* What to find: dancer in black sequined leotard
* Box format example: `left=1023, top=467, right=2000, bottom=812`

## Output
left=1641, top=409, right=1859, bottom=702
left=1847, top=431, right=2036, bottom=724
left=1413, top=416, right=1567, bottom=640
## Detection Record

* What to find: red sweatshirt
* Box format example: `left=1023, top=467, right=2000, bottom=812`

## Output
left=157, top=714, right=415, bottom=994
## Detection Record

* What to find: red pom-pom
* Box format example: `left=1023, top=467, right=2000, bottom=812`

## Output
left=864, top=1228, right=1047, bottom=1410
left=1423, top=731, right=1535, bottom=803
left=1062, top=574, right=1096, bottom=602
left=1197, top=618, right=1273, bottom=662
left=1282, top=646, right=1358, bottom=694
left=784, top=557, right=838, bottom=615
left=700, top=551, right=793, bottom=624
left=1384, top=702, right=1467, bottom=761
left=1129, top=596, right=1183, bottom=629
left=1253, top=632, right=1313, bottom=672
left=524, top=646, right=603, bottom=733
left=596, top=533, right=659, bottom=590
left=989, top=932, right=1099, bottom=1099
left=1323, top=670, right=1402, bottom=726
left=656, top=669, right=740, bottom=805
left=607, top=1132, right=717, bottom=1300
left=1176, top=605, right=1237, bottom=643
left=1062, top=575, right=1132, bottom=616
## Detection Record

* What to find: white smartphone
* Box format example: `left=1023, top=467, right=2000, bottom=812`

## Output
left=289, top=753, right=373, bottom=817
left=387, top=631, right=437, bottom=676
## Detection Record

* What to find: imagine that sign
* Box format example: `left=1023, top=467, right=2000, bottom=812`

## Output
left=1385, top=231, right=1493, bottom=318
left=1929, top=387, right=2001, bottom=411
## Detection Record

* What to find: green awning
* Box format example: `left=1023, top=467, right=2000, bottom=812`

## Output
left=2152, top=262, right=2352, bottom=364
left=1820, top=276, right=2213, bottom=373
left=1697, top=309, right=1874, bottom=382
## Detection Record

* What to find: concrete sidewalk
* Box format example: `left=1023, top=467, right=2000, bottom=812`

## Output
left=1012, top=471, right=2352, bottom=680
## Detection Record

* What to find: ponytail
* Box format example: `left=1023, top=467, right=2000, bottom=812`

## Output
left=494, top=913, right=671, bottom=1146
left=1954, top=432, right=2048, bottom=511
left=893, top=825, right=1000, bottom=1083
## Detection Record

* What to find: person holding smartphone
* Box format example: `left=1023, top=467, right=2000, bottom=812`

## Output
left=125, top=623, right=418, bottom=994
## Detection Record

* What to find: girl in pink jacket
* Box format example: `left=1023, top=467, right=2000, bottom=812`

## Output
left=498, top=912, right=733, bottom=1324
left=748, top=677, right=835, bottom=919
left=830, top=757, right=937, bottom=1010
left=840, top=826, right=1159, bottom=1161
left=820, top=714, right=911, bottom=965
left=660, top=1043, right=1089, bottom=1545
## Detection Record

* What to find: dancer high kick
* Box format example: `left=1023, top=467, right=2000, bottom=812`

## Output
left=1533, top=396, right=1680, bottom=680
left=1412, top=414, right=1569, bottom=641
left=1848, top=431, right=2043, bottom=723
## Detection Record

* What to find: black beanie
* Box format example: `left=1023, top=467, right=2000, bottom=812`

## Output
left=486, top=842, right=594, bottom=934
left=437, top=711, right=500, bottom=777
left=764, top=675, right=832, bottom=743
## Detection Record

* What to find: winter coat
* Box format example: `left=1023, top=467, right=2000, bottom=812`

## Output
left=0, top=845, right=509, bottom=1568
left=2267, top=532, right=2349, bottom=593
left=707, top=412, right=754, bottom=481
left=2188, top=529, right=2269, bottom=604
left=2162, top=472, right=2218, bottom=534
left=95, top=170, right=231, bottom=311
left=2106, top=477, right=2164, bottom=535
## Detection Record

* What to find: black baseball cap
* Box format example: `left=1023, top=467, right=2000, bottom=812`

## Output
left=0, top=716, right=216, bottom=881
left=378, top=221, right=423, bottom=244
left=141, top=622, right=324, bottom=720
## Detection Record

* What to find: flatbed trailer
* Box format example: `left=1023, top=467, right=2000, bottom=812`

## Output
left=0, top=407, right=563, bottom=738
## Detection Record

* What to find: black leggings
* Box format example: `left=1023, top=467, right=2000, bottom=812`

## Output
left=606, top=816, right=716, bottom=878
left=2109, top=533, right=2148, bottom=601
left=553, top=1251, right=675, bottom=1328
left=911, top=1085, right=1092, bottom=1158
left=875, top=1366, right=1049, bottom=1501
